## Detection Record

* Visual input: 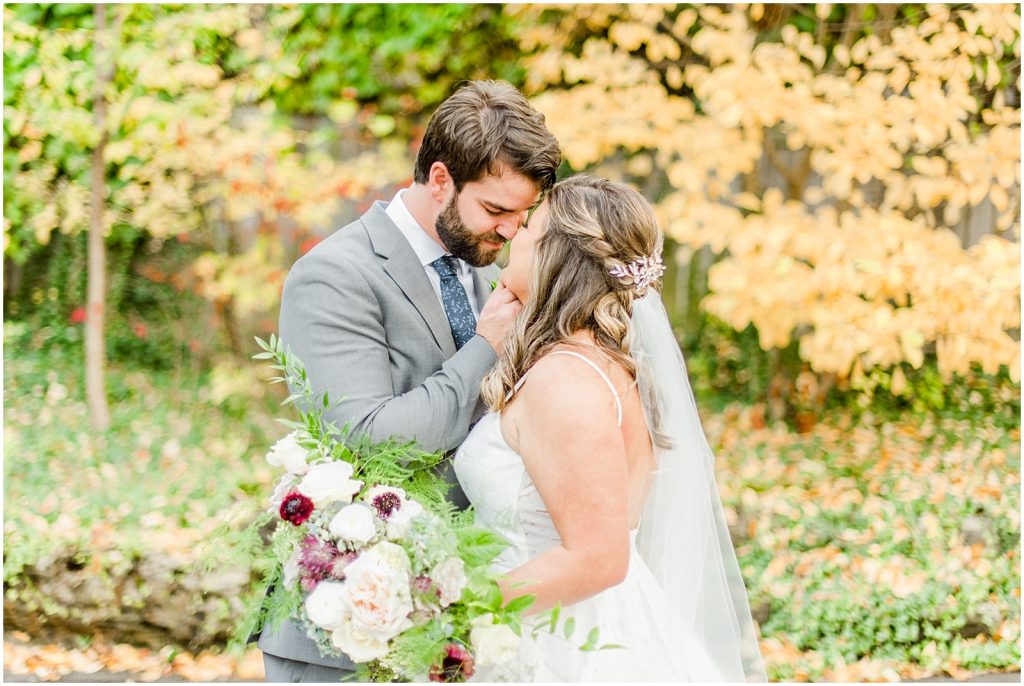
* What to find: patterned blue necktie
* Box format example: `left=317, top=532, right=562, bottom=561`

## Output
left=430, top=255, right=476, bottom=350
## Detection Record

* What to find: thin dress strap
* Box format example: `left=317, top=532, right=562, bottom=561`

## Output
left=545, top=350, right=623, bottom=427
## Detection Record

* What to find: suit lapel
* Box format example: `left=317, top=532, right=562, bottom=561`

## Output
left=472, top=265, right=499, bottom=307
left=364, top=203, right=457, bottom=357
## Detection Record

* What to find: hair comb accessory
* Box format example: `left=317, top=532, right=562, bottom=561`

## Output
left=609, top=252, right=666, bottom=297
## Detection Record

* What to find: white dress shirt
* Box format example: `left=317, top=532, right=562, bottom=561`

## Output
left=384, top=188, right=481, bottom=315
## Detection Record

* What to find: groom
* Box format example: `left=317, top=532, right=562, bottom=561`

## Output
left=255, top=80, right=561, bottom=681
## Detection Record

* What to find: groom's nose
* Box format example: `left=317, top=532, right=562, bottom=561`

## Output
left=495, top=217, right=521, bottom=241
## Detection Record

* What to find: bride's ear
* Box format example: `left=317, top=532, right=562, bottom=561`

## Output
left=428, top=162, right=454, bottom=204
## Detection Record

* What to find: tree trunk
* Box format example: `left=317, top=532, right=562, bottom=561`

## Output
left=86, top=3, right=111, bottom=431
left=219, top=213, right=247, bottom=360
left=4, top=255, right=22, bottom=312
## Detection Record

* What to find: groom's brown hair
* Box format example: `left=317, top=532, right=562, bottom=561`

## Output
left=414, top=80, right=560, bottom=192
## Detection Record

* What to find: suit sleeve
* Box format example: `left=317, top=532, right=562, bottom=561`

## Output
left=278, top=252, right=497, bottom=453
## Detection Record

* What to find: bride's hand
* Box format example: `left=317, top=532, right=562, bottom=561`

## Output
left=476, top=281, right=522, bottom=353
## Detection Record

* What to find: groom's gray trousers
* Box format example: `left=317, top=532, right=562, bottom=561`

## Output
left=252, top=202, right=498, bottom=682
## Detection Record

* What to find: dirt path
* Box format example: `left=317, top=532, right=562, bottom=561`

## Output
left=4, top=669, right=1020, bottom=683
left=3, top=632, right=264, bottom=683
left=3, top=631, right=1018, bottom=683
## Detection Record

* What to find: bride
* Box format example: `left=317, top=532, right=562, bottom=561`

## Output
left=454, top=175, right=766, bottom=682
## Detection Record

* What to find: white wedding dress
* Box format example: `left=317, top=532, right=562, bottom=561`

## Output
left=454, top=350, right=728, bottom=682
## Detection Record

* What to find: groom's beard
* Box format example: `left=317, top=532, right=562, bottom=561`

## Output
left=436, top=194, right=504, bottom=268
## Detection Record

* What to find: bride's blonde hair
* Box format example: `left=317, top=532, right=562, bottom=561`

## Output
left=481, top=175, right=664, bottom=411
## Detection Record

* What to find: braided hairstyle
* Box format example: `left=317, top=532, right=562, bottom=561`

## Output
left=482, top=174, right=665, bottom=412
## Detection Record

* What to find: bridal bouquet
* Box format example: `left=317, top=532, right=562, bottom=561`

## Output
left=241, top=336, right=540, bottom=682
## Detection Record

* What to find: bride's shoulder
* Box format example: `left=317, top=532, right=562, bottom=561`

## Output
left=539, top=342, right=629, bottom=384
left=515, top=346, right=621, bottom=420
left=507, top=349, right=623, bottom=462
left=529, top=344, right=601, bottom=380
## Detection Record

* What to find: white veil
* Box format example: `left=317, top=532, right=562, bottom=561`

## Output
left=631, top=290, right=767, bottom=682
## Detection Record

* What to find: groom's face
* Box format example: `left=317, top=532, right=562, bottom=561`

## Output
left=436, top=168, right=540, bottom=268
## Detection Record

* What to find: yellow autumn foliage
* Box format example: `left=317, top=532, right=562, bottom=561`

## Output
left=511, top=3, right=1020, bottom=382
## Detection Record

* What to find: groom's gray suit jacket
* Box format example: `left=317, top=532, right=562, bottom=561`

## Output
left=254, top=200, right=499, bottom=670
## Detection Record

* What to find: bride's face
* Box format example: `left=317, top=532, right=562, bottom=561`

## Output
left=501, top=199, right=549, bottom=302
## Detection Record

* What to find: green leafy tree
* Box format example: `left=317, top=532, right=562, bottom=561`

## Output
left=4, top=4, right=528, bottom=369
left=271, top=4, right=525, bottom=124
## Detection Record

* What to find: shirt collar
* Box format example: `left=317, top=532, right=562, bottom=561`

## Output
left=385, top=187, right=460, bottom=270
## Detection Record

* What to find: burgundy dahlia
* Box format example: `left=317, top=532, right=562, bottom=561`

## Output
left=428, top=643, right=475, bottom=682
left=279, top=492, right=314, bottom=525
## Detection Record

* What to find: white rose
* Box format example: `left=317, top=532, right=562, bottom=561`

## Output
left=470, top=614, right=521, bottom=667
left=266, top=473, right=296, bottom=514
left=329, top=504, right=378, bottom=546
left=385, top=498, right=424, bottom=540
left=340, top=543, right=414, bottom=642
left=297, top=461, right=363, bottom=508
left=266, top=432, right=311, bottom=474
left=431, top=557, right=467, bottom=607
left=304, top=581, right=348, bottom=631
left=331, top=619, right=390, bottom=663
left=362, top=541, right=412, bottom=573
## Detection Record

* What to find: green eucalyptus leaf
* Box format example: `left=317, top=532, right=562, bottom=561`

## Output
left=502, top=594, right=535, bottom=614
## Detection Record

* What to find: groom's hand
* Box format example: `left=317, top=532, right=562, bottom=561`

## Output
left=476, top=282, right=522, bottom=354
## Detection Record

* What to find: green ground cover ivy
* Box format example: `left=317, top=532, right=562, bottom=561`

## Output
left=3, top=325, right=1019, bottom=680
